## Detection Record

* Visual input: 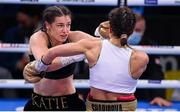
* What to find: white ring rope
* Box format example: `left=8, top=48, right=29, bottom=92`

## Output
left=133, top=46, right=180, bottom=55
left=0, top=43, right=180, bottom=55
left=0, top=43, right=29, bottom=53
left=0, top=79, right=180, bottom=89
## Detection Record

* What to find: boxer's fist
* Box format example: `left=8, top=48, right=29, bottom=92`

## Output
left=99, top=21, right=110, bottom=39
left=23, top=61, right=42, bottom=83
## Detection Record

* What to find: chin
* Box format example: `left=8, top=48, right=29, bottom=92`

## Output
left=60, top=39, right=68, bottom=43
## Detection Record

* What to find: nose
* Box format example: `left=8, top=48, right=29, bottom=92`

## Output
left=62, top=26, right=69, bottom=33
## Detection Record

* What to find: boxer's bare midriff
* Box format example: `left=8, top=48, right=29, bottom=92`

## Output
left=34, top=75, right=76, bottom=96
left=90, top=87, right=134, bottom=100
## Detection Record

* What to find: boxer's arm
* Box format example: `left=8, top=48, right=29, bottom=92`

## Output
left=30, top=31, right=85, bottom=72
left=36, top=54, right=85, bottom=72
left=68, top=21, right=110, bottom=42
left=68, top=31, right=95, bottom=42
left=30, top=31, right=49, bottom=60
left=130, top=50, right=149, bottom=79
left=42, top=39, right=92, bottom=65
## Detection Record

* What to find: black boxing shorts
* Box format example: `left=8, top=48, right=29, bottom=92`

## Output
left=23, top=92, right=86, bottom=111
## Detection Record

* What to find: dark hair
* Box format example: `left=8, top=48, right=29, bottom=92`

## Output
left=42, top=5, right=72, bottom=31
left=108, top=7, right=136, bottom=46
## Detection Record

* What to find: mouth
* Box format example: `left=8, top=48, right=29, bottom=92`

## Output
left=60, top=35, right=68, bottom=40
left=61, top=34, right=68, bottom=37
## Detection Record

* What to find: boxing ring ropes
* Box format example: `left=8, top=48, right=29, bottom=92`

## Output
left=0, top=43, right=180, bottom=89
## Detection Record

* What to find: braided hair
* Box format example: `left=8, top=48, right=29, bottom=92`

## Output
left=108, top=7, right=136, bottom=46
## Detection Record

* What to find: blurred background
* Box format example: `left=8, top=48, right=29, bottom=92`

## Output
left=0, top=0, right=180, bottom=111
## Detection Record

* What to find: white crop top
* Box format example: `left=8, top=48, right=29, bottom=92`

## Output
left=89, top=39, right=137, bottom=94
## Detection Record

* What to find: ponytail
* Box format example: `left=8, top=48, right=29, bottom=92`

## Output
left=120, top=34, right=127, bottom=46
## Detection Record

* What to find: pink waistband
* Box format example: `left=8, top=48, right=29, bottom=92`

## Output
left=88, top=93, right=136, bottom=101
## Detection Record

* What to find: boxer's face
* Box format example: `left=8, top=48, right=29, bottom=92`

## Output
left=46, top=15, right=71, bottom=44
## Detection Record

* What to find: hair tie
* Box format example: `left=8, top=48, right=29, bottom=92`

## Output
left=121, top=34, right=127, bottom=39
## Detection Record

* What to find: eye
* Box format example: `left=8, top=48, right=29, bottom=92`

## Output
left=66, top=24, right=71, bottom=28
left=57, top=24, right=64, bottom=28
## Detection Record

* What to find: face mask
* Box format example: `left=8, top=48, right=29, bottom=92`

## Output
left=128, top=31, right=142, bottom=45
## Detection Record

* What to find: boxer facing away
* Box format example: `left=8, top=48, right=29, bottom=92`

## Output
left=24, top=7, right=149, bottom=111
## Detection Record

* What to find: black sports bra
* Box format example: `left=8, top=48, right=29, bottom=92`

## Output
left=29, top=31, right=76, bottom=79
